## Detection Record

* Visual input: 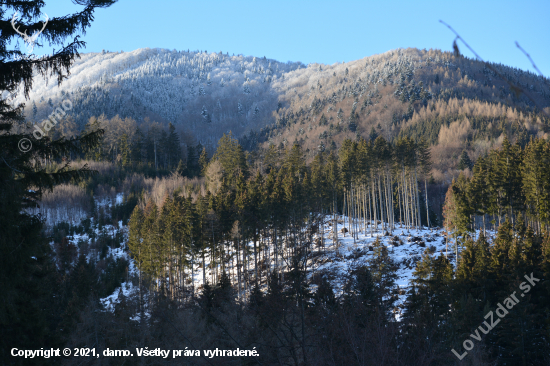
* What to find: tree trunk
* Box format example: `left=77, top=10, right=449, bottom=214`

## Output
left=424, top=178, right=430, bottom=228
left=254, top=231, right=258, bottom=287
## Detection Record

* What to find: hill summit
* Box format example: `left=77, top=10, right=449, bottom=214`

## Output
left=19, top=47, right=550, bottom=177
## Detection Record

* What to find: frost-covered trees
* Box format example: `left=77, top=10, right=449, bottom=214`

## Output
left=18, top=48, right=305, bottom=144
left=238, top=102, right=245, bottom=115
left=199, top=84, right=206, bottom=96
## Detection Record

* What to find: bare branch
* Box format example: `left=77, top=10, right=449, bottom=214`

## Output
left=2, top=157, right=23, bottom=173
left=440, top=20, right=549, bottom=118
left=439, top=20, right=484, bottom=61
left=515, top=41, right=544, bottom=77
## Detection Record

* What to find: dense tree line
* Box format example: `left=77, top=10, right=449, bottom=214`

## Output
left=82, top=115, right=211, bottom=177
left=127, top=134, right=436, bottom=300
left=114, top=135, right=550, bottom=366
left=20, top=47, right=305, bottom=147
left=59, top=219, right=550, bottom=366
left=22, top=41, right=550, bottom=183
left=112, top=129, right=550, bottom=365
left=400, top=218, right=550, bottom=365
left=445, top=137, right=550, bottom=238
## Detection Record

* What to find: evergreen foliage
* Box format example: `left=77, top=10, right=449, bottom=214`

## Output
left=446, top=137, right=550, bottom=237
left=0, top=0, right=117, bottom=363
left=458, top=150, right=473, bottom=170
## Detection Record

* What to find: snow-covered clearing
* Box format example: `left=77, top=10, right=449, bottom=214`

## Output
left=87, top=212, right=495, bottom=318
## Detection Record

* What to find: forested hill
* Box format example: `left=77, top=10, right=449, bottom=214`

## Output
left=19, top=47, right=550, bottom=178
left=248, top=48, right=550, bottom=179
left=18, top=48, right=305, bottom=147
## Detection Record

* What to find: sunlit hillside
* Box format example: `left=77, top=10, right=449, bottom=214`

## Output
left=18, top=47, right=550, bottom=179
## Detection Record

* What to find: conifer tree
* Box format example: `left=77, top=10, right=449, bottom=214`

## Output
left=522, top=138, right=550, bottom=231
left=367, top=238, right=399, bottom=316
left=263, top=143, right=279, bottom=173
left=212, top=132, right=248, bottom=186
left=166, top=122, right=181, bottom=169
left=0, top=0, right=117, bottom=360
left=497, top=138, right=523, bottom=221
left=413, top=253, right=454, bottom=320
left=368, top=126, right=378, bottom=141
left=457, top=150, right=473, bottom=170
left=198, top=147, right=209, bottom=176
left=176, top=159, right=187, bottom=177
left=418, top=138, right=432, bottom=227
left=442, top=183, right=458, bottom=258
left=452, top=173, right=475, bottom=235
left=469, top=156, right=489, bottom=233
left=489, top=218, right=513, bottom=278
left=313, top=275, right=336, bottom=311
left=186, top=144, right=199, bottom=177
left=456, top=237, right=476, bottom=281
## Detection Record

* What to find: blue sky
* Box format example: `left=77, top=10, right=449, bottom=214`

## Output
left=33, top=0, right=550, bottom=75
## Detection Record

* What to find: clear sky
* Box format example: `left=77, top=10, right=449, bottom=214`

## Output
left=33, top=0, right=550, bottom=76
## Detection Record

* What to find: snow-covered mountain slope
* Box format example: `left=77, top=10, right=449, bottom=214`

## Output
left=18, top=48, right=305, bottom=145
left=19, top=47, right=549, bottom=167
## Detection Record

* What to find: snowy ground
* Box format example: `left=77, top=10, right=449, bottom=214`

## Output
left=99, top=216, right=495, bottom=318
left=29, top=193, right=123, bottom=229
left=316, top=219, right=464, bottom=286
left=48, top=197, right=495, bottom=319
left=188, top=216, right=496, bottom=291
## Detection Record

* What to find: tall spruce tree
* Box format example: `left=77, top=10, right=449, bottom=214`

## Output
left=166, top=122, right=181, bottom=169
left=198, top=146, right=209, bottom=177
left=418, top=137, right=432, bottom=227
left=522, top=138, right=550, bottom=231
left=457, top=150, right=473, bottom=170
left=186, top=144, right=199, bottom=177
left=0, top=0, right=117, bottom=362
left=212, top=132, right=248, bottom=186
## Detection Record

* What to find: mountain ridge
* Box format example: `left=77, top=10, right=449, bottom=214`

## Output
left=18, top=46, right=550, bottom=178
